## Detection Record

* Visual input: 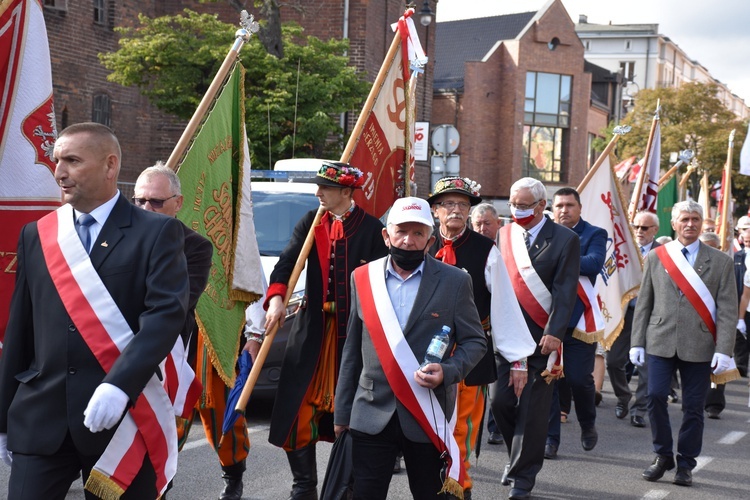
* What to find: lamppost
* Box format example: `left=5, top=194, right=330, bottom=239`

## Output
left=417, top=1, right=433, bottom=120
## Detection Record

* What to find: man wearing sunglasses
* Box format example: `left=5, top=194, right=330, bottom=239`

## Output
left=134, top=164, right=248, bottom=500
left=606, top=211, right=660, bottom=429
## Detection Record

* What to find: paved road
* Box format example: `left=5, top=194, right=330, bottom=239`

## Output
left=0, top=375, right=748, bottom=499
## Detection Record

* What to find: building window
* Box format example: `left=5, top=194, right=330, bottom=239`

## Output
left=522, top=126, right=564, bottom=183
left=584, top=40, right=591, bottom=51
left=620, top=61, right=635, bottom=82
left=94, top=0, right=109, bottom=25
left=523, top=72, right=571, bottom=182
left=43, top=0, right=67, bottom=10
left=92, top=94, right=111, bottom=127
left=61, top=106, right=69, bottom=130
left=625, top=39, right=632, bottom=51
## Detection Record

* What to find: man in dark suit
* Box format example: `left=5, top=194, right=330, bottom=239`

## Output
left=334, top=196, right=486, bottom=500
left=134, top=164, right=249, bottom=500
left=0, top=123, right=189, bottom=498
left=491, top=177, right=580, bottom=500
left=607, top=210, right=660, bottom=428
left=264, top=162, right=387, bottom=499
left=544, top=187, right=606, bottom=459
left=631, top=201, right=736, bottom=487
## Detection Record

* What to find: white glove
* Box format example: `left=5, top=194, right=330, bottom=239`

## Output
left=629, top=347, right=645, bottom=367
left=83, top=383, right=129, bottom=433
left=711, top=352, right=732, bottom=375
left=0, top=433, right=11, bottom=466
left=737, top=319, right=747, bottom=336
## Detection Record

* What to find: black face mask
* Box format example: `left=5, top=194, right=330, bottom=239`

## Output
left=389, top=243, right=429, bottom=271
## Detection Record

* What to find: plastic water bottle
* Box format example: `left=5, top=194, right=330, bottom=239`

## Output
left=421, top=325, right=451, bottom=368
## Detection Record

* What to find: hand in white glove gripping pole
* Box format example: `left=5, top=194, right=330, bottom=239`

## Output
left=83, top=383, right=129, bottom=433
left=711, top=352, right=732, bottom=375
left=0, top=433, right=11, bottom=466
left=629, top=347, right=645, bottom=367
left=737, top=319, right=747, bottom=337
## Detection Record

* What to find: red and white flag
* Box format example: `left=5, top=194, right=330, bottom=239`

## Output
left=631, top=120, right=661, bottom=214
left=343, top=8, right=425, bottom=218
left=0, top=0, right=61, bottom=348
left=580, top=155, right=642, bottom=348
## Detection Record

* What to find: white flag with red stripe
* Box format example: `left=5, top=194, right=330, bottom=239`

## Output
left=579, top=155, right=642, bottom=348
left=0, top=0, right=61, bottom=347
left=633, top=120, right=661, bottom=214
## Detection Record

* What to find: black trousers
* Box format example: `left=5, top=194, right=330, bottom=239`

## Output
left=491, top=354, right=555, bottom=492
left=350, top=414, right=447, bottom=500
left=8, top=432, right=158, bottom=500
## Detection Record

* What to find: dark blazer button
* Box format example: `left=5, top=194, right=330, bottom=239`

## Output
left=68, top=367, right=77, bottom=375
left=68, top=324, right=76, bottom=332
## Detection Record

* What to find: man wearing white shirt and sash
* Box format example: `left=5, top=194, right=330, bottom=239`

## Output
left=631, top=200, right=737, bottom=487
left=334, top=197, right=486, bottom=500
left=492, top=178, right=580, bottom=500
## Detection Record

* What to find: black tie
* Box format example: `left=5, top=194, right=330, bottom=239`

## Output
left=76, top=213, right=96, bottom=253
left=681, top=247, right=689, bottom=261
left=524, top=231, right=531, bottom=250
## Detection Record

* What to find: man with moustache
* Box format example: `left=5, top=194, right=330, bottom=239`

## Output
left=492, top=177, right=579, bottom=500
left=631, top=201, right=736, bottom=487
left=428, top=177, right=535, bottom=499
left=607, top=210, right=660, bottom=428
left=334, top=196, right=486, bottom=500
left=264, top=162, right=387, bottom=499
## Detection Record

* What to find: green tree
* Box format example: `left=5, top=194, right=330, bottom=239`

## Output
left=99, top=10, right=370, bottom=168
left=601, top=83, right=748, bottom=211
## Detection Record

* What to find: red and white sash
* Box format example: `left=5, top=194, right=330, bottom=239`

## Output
left=353, top=260, right=465, bottom=497
left=573, top=277, right=605, bottom=343
left=37, top=205, right=197, bottom=498
left=655, top=242, right=716, bottom=338
left=499, top=224, right=551, bottom=328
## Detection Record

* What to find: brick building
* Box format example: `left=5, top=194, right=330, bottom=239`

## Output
left=41, top=0, right=436, bottom=192
left=431, top=0, right=611, bottom=202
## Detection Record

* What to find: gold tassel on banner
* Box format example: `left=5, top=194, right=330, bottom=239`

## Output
left=310, top=302, right=338, bottom=413
left=439, top=477, right=464, bottom=499
left=571, top=328, right=604, bottom=344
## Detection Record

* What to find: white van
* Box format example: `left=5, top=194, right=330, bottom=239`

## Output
left=248, top=160, right=327, bottom=398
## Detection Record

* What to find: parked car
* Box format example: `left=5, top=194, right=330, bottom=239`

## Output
left=247, top=163, right=321, bottom=399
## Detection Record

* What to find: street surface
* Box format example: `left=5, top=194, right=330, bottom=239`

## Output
left=0, top=374, right=748, bottom=499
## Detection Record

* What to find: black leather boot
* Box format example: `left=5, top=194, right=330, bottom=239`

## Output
left=219, top=461, right=245, bottom=500
left=286, top=445, right=318, bottom=500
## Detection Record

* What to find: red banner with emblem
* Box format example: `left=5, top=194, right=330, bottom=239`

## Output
left=342, top=10, right=423, bottom=219
left=0, top=0, right=60, bottom=348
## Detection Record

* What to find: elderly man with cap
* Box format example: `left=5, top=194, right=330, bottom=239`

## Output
left=335, top=197, right=486, bottom=500
left=264, top=162, right=388, bottom=499
left=428, top=176, right=535, bottom=499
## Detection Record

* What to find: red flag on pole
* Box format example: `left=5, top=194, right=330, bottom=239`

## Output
left=342, top=9, right=425, bottom=218
left=0, top=0, right=60, bottom=347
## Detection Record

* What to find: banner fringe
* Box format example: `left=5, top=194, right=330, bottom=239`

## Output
left=85, top=469, right=125, bottom=500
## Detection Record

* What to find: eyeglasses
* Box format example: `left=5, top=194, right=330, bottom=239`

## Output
left=132, top=194, right=177, bottom=208
left=631, top=225, right=655, bottom=231
left=507, top=200, right=541, bottom=211
left=437, top=201, right=470, bottom=211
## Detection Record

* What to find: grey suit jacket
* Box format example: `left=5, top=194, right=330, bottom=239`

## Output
left=334, top=255, right=486, bottom=443
left=632, top=242, right=737, bottom=362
